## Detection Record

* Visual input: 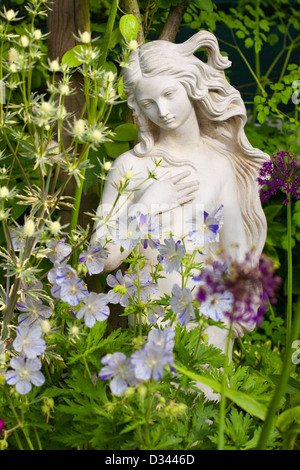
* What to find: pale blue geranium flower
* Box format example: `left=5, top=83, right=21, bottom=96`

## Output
left=47, top=238, right=72, bottom=263
left=147, top=326, right=175, bottom=353
left=112, top=216, right=141, bottom=251
left=13, top=324, right=46, bottom=359
left=157, top=238, right=185, bottom=273
left=55, top=264, right=78, bottom=285
left=124, top=269, right=158, bottom=302
left=135, top=211, right=161, bottom=249
left=79, top=240, right=108, bottom=275
left=76, top=292, right=110, bottom=327
left=17, top=297, right=52, bottom=327
left=5, top=356, right=45, bottom=395
left=131, top=340, right=174, bottom=381
left=169, top=284, right=195, bottom=326
left=199, top=291, right=234, bottom=321
left=147, top=304, right=165, bottom=324
left=99, top=352, right=138, bottom=396
left=106, top=269, right=136, bottom=307
left=186, top=205, right=224, bottom=245
left=60, top=277, right=88, bottom=306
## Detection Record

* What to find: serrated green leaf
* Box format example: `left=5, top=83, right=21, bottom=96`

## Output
left=175, top=364, right=268, bottom=421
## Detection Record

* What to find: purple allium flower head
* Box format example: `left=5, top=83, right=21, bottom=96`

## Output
left=106, top=269, right=136, bottom=307
left=13, top=324, right=46, bottom=359
left=5, top=357, right=45, bottom=395
left=79, top=241, right=108, bottom=275
left=169, top=284, right=195, bottom=326
left=157, top=238, right=185, bottom=273
left=76, top=292, right=110, bottom=327
left=99, top=352, right=138, bottom=396
left=195, top=251, right=281, bottom=325
left=60, top=277, right=88, bottom=306
left=257, top=149, right=300, bottom=205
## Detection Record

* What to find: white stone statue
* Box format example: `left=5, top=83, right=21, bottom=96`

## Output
left=94, top=31, right=269, bottom=394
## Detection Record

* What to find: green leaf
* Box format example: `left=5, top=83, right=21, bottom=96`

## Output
left=276, top=406, right=300, bottom=433
left=270, top=375, right=300, bottom=396
left=61, top=45, right=84, bottom=67
left=119, top=14, right=139, bottom=42
left=193, top=0, right=214, bottom=14
left=112, top=123, right=138, bottom=142
left=104, top=141, right=130, bottom=159
left=245, top=37, right=254, bottom=48
left=175, top=364, right=268, bottom=421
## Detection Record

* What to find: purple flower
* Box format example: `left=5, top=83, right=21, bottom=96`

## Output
left=60, top=277, right=88, bottom=306
left=17, top=297, right=52, bottom=327
left=76, top=292, right=110, bottom=327
left=13, top=324, right=46, bottom=358
left=147, top=326, right=175, bottom=353
left=47, top=239, right=72, bottom=263
left=131, top=341, right=174, bottom=381
left=99, top=352, right=138, bottom=396
left=55, top=264, right=78, bottom=285
left=124, top=270, right=158, bottom=302
left=157, top=238, right=185, bottom=273
left=199, top=291, right=234, bottom=322
left=257, top=149, right=300, bottom=205
left=0, top=420, right=4, bottom=433
left=135, top=211, right=161, bottom=249
left=195, top=251, right=281, bottom=325
left=169, top=284, right=195, bottom=326
left=5, top=357, right=45, bottom=395
left=112, top=216, right=141, bottom=251
left=186, top=205, right=224, bottom=245
left=106, top=269, right=136, bottom=307
left=79, top=241, right=108, bottom=275
left=147, top=304, right=165, bottom=324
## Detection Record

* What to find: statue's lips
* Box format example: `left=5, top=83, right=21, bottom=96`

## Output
left=161, top=117, right=175, bottom=124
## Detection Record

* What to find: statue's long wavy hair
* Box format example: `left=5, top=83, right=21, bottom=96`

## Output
left=123, top=31, right=270, bottom=260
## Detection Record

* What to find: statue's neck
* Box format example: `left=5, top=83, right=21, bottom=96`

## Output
left=158, top=106, right=201, bottom=154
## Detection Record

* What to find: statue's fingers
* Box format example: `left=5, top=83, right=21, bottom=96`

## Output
left=169, top=170, right=191, bottom=183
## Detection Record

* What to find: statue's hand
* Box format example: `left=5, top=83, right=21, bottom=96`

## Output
left=139, top=170, right=199, bottom=213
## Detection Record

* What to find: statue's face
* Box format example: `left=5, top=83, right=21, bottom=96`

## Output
left=135, top=75, right=193, bottom=130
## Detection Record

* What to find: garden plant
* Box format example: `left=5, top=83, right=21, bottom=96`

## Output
left=0, top=0, right=299, bottom=451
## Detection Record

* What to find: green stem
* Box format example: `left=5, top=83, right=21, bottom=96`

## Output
left=99, top=0, right=120, bottom=69
left=217, top=322, right=233, bottom=450
left=256, top=297, right=300, bottom=449
left=286, top=200, right=293, bottom=345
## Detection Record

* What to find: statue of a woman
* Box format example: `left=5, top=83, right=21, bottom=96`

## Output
left=94, top=31, right=269, bottom=369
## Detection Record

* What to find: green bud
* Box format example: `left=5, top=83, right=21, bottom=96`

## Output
left=119, top=14, right=139, bottom=42
left=138, top=384, right=147, bottom=398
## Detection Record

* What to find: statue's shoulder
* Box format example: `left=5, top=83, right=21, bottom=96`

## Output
left=112, top=149, right=142, bottom=171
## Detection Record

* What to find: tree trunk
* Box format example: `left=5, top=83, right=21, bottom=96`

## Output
left=47, top=0, right=97, bottom=229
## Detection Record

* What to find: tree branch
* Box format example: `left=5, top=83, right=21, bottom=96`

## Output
left=159, top=0, right=190, bottom=42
